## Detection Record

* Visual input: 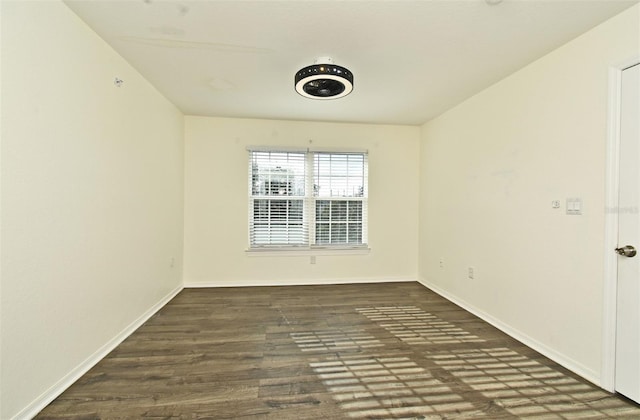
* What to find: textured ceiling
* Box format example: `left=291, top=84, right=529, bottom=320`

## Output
left=65, top=0, right=638, bottom=125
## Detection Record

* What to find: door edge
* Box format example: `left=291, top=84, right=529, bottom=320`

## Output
left=602, top=58, right=640, bottom=392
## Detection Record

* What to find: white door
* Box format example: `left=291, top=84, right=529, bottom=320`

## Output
left=616, top=63, right=640, bottom=403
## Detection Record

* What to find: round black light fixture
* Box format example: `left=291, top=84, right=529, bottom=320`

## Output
left=295, top=57, right=353, bottom=100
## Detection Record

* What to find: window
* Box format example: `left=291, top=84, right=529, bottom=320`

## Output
left=249, top=151, right=307, bottom=247
left=248, top=148, right=368, bottom=250
left=314, top=153, right=366, bottom=245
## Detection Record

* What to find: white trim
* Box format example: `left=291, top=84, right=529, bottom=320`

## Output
left=602, top=64, right=624, bottom=393
left=602, top=58, right=640, bottom=393
left=418, top=277, right=601, bottom=387
left=310, top=147, right=368, bottom=154
left=13, top=285, right=183, bottom=420
left=245, top=247, right=370, bottom=257
left=247, top=146, right=368, bottom=154
left=184, top=276, right=415, bottom=288
left=246, top=145, right=308, bottom=153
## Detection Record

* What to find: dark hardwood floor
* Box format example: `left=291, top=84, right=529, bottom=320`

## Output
left=37, top=282, right=640, bottom=419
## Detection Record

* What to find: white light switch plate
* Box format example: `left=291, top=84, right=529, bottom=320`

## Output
left=566, top=198, right=582, bottom=215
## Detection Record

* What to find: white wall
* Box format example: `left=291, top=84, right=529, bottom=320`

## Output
left=0, top=2, right=184, bottom=418
left=184, top=116, right=419, bottom=286
left=419, top=4, right=639, bottom=385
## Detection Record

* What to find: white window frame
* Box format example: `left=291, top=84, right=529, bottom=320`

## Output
left=247, top=147, right=369, bottom=254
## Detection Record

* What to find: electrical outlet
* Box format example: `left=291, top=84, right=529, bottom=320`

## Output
left=468, top=266, right=475, bottom=279
left=170, top=257, right=175, bottom=268
left=439, top=257, right=445, bottom=269
left=310, top=256, right=316, bottom=265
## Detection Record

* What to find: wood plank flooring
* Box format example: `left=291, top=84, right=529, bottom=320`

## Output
left=37, top=282, right=640, bottom=419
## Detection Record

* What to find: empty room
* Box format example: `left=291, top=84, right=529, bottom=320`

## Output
left=2, top=0, right=640, bottom=418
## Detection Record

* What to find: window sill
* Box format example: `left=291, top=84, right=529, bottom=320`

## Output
left=245, top=247, right=371, bottom=257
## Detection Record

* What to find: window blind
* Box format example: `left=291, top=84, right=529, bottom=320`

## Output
left=248, top=149, right=367, bottom=250
left=313, top=153, right=368, bottom=246
left=249, top=151, right=308, bottom=247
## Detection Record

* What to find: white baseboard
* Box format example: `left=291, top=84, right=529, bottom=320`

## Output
left=184, top=276, right=416, bottom=288
left=417, top=277, right=601, bottom=387
left=14, top=285, right=183, bottom=420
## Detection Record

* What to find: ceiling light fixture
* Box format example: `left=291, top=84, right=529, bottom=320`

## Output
left=295, top=57, right=353, bottom=100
